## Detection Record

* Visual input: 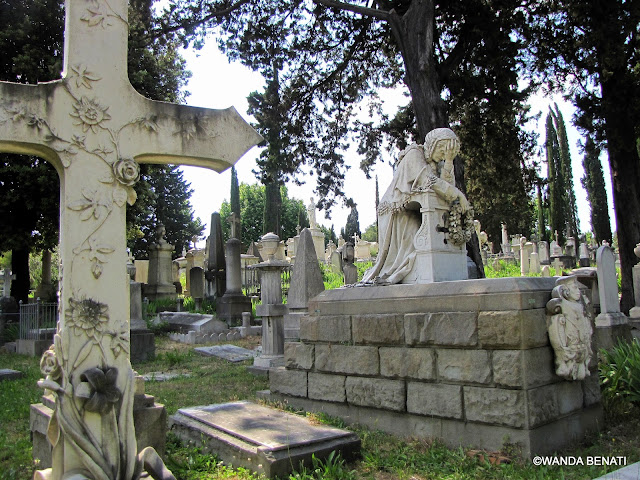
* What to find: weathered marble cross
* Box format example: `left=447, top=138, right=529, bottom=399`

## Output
left=2, top=268, right=15, bottom=297
left=0, top=1, right=261, bottom=479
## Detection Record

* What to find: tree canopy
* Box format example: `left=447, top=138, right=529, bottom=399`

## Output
left=219, top=184, right=309, bottom=248
left=1, top=0, right=201, bottom=299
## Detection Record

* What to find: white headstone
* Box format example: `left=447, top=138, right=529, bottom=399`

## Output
left=595, top=246, right=628, bottom=326
left=0, top=1, right=261, bottom=477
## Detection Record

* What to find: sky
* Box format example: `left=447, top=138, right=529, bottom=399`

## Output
left=177, top=38, right=617, bottom=247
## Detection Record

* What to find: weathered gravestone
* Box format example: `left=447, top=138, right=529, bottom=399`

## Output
left=189, top=266, right=205, bottom=310
left=217, top=238, right=252, bottom=324
left=144, top=224, right=177, bottom=302
left=205, top=212, right=226, bottom=299
left=0, top=1, right=261, bottom=478
left=284, top=228, right=325, bottom=341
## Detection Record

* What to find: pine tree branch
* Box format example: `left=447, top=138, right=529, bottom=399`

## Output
left=313, top=0, right=390, bottom=21
left=150, top=0, right=253, bottom=39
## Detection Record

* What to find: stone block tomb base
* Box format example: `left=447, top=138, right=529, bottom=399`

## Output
left=169, top=401, right=360, bottom=478
left=266, top=278, right=603, bottom=459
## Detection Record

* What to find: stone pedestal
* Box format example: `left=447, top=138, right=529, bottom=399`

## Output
left=268, top=278, right=603, bottom=459
left=253, top=235, right=289, bottom=369
left=218, top=238, right=251, bottom=326
left=144, top=232, right=177, bottom=302
left=403, top=191, right=467, bottom=284
left=309, top=228, right=325, bottom=262
left=130, top=280, right=155, bottom=363
left=32, top=379, right=168, bottom=469
left=34, top=250, right=56, bottom=302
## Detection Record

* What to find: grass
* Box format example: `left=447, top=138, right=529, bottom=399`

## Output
left=2, top=337, right=639, bottom=480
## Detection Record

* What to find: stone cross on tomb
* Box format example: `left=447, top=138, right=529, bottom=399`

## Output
left=0, top=1, right=261, bottom=479
left=2, top=268, right=15, bottom=297
left=227, top=211, right=241, bottom=239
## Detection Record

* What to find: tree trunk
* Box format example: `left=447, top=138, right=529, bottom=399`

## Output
left=263, top=182, right=282, bottom=236
left=10, top=247, right=30, bottom=303
left=389, top=0, right=447, bottom=139
left=600, top=77, right=640, bottom=314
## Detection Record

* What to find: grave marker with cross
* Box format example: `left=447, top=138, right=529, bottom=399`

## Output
left=0, top=1, right=261, bottom=478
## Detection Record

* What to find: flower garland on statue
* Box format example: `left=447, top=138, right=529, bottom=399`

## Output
left=448, top=200, right=475, bottom=246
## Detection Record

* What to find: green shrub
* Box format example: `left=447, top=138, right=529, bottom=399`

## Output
left=2, top=322, right=19, bottom=342
left=289, top=452, right=355, bottom=480
left=182, top=296, right=216, bottom=314
left=600, top=338, right=640, bottom=413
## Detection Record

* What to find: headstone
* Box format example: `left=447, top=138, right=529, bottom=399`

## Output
left=157, top=312, right=228, bottom=334
left=565, top=236, right=576, bottom=258
left=538, top=241, right=550, bottom=265
left=354, top=239, right=372, bottom=261
left=0, top=0, right=261, bottom=475
left=325, top=240, right=337, bottom=262
left=143, top=224, right=177, bottom=301
left=529, top=242, right=541, bottom=274
left=286, top=237, right=296, bottom=259
left=579, top=242, right=590, bottom=267
left=285, top=229, right=325, bottom=340
left=190, top=266, right=205, bottom=309
left=246, top=242, right=264, bottom=262
left=500, top=223, right=511, bottom=254
left=343, top=242, right=358, bottom=285
left=172, top=260, right=182, bottom=294
left=134, top=259, right=149, bottom=283
left=217, top=238, right=252, bottom=325
left=169, top=401, right=360, bottom=479
left=330, top=250, right=343, bottom=274
left=2, top=268, right=15, bottom=298
left=595, top=246, right=628, bottom=327
left=194, top=344, right=257, bottom=362
left=34, top=250, right=56, bottom=302
left=552, top=257, right=563, bottom=274
left=541, top=265, right=550, bottom=277
left=550, top=240, right=563, bottom=257
left=520, top=237, right=529, bottom=276
left=227, top=211, right=242, bottom=240
left=206, top=212, right=227, bottom=299
left=337, top=235, right=345, bottom=248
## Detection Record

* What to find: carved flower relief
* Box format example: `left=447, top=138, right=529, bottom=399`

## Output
left=65, top=298, right=109, bottom=341
left=70, top=96, right=111, bottom=133
left=76, top=366, right=121, bottom=414
left=70, top=64, right=100, bottom=89
left=110, top=324, right=130, bottom=358
left=86, top=236, right=115, bottom=279
left=40, top=345, right=62, bottom=381
left=68, top=188, right=111, bottom=221
left=112, top=157, right=140, bottom=206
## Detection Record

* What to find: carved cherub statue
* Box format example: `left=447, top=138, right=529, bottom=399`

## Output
left=546, top=275, right=593, bottom=380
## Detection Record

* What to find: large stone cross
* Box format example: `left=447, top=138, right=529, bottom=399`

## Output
left=0, top=2, right=261, bottom=479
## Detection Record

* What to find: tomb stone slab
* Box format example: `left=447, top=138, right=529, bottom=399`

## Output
left=194, top=344, right=257, bottom=362
left=169, top=401, right=360, bottom=478
left=0, top=368, right=23, bottom=381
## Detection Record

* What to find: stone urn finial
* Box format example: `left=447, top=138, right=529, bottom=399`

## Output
left=261, top=232, right=280, bottom=262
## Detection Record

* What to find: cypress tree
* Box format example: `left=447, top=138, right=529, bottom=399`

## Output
left=581, top=136, right=612, bottom=245
left=545, top=111, right=567, bottom=245
left=551, top=104, right=580, bottom=238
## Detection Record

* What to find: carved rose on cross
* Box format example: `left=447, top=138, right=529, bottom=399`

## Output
left=70, top=96, right=111, bottom=133
left=111, top=157, right=140, bottom=206
left=40, top=346, right=62, bottom=381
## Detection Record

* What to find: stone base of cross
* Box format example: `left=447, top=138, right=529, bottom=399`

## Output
left=0, top=1, right=261, bottom=479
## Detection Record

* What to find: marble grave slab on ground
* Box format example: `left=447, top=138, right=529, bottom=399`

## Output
left=0, top=368, right=24, bottom=381
left=169, top=401, right=360, bottom=478
left=593, top=462, right=640, bottom=480
left=140, top=372, right=192, bottom=382
left=194, top=344, right=257, bottom=362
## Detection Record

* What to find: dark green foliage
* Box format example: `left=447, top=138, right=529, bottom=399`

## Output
left=551, top=104, right=580, bottom=238
left=230, top=166, right=240, bottom=218
left=581, top=136, right=612, bottom=245
left=219, top=184, right=308, bottom=249
left=545, top=111, right=567, bottom=245
left=344, top=205, right=361, bottom=242
left=157, top=1, right=535, bottom=215
left=527, top=0, right=640, bottom=312
left=127, top=165, right=204, bottom=258
left=600, top=339, right=640, bottom=412
left=361, top=222, right=378, bottom=243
